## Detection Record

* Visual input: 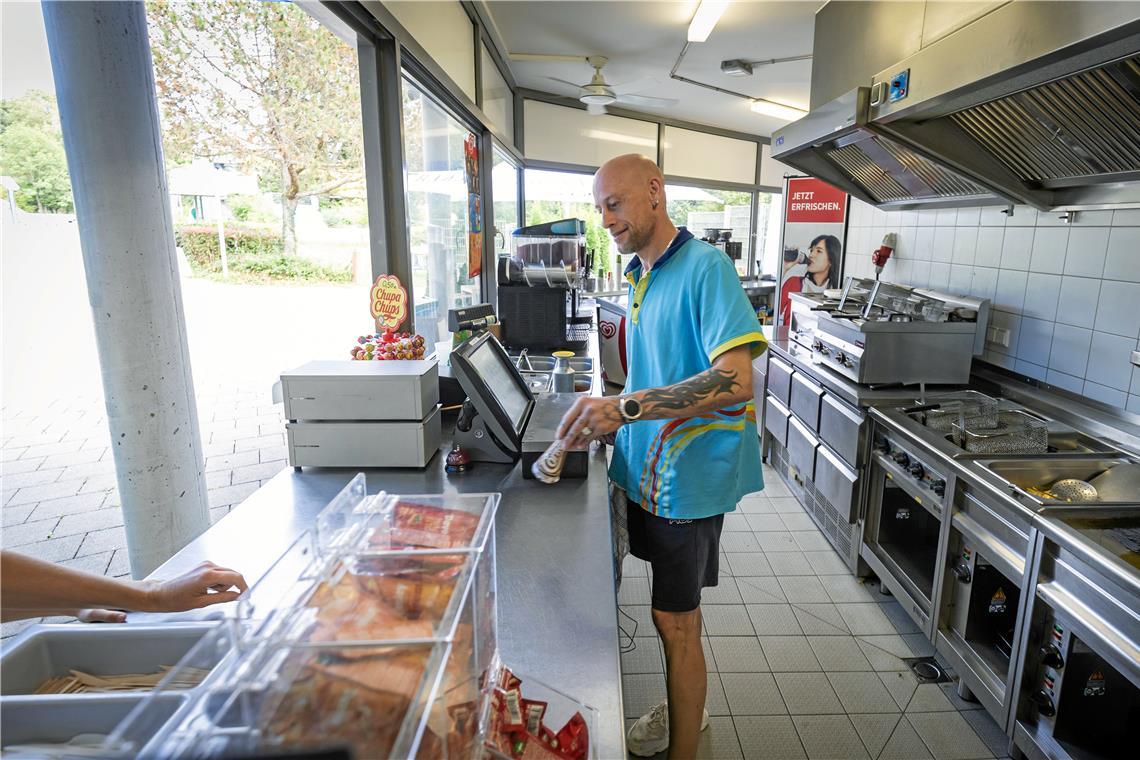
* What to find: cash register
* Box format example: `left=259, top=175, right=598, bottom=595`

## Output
left=450, top=331, right=588, bottom=479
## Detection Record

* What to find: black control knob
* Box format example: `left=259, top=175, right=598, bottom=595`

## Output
left=1030, top=689, right=1056, bottom=718
left=812, top=341, right=823, bottom=352
left=930, top=479, right=946, bottom=497
left=951, top=560, right=971, bottom=583
left=835, top=352, right=847, bottom=365
left=908, top=461, right=925, bottom=479
left=1039, top=644, right=1065, bottom=670
left=892, top=451, right=910, bottom=467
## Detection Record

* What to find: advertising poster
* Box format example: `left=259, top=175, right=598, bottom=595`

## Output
left=463, top=134, right=482, bottom=278
left=777, top=176, right=850, bottom=326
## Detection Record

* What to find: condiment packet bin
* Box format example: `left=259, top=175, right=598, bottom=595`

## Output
left=105, top=474, right=504, bottom=758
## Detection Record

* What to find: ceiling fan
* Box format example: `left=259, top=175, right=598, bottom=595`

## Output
left=511, top=54, right=679, bottom=115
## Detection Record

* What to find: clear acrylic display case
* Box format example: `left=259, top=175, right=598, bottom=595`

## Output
left=105, top=475, right=502, bottom=759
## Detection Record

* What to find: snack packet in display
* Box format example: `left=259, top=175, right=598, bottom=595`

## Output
left=555, top=712, right=589, bottom=760
left=381, top=500, right=481, bottom=549
left=531, top=439, right=567, bottom=484
left=523, top=699, right=548, bottom=735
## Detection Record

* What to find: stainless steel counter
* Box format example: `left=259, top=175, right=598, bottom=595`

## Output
left=141, top=431, right=625, bottom=758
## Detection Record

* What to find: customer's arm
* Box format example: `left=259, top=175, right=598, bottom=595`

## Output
left=557, top=345, right=754, bottom=448
left=1, top=550, right=248, bottom=623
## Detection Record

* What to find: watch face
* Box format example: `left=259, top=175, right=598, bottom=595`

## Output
left=623, top=397, right=641, bottom=418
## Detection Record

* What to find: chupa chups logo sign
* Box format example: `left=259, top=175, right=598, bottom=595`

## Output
left=370, top=274, right=408, bottom=330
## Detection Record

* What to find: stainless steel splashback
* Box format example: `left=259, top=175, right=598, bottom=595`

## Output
left=774, top=1, right=1140, bottom=211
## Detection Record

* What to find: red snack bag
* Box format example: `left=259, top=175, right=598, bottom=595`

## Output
left=388, top=501, right=480, bottom=549
left=523, top=699, right=548, bottom=736
left=555, top=712, right=589, bottom=760
left=501, top=687, right=526, bottom=732
left=520, top=735, right=565, bottom=760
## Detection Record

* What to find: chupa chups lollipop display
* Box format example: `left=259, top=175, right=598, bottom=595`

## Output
left=531, top=439, right=567, bottom=484
left=350, top=329, right=428, bottom=360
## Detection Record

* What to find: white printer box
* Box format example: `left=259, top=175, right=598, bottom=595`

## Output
left=281, top=360, right=441, bottom=468
left=281, top=360, right=438, bottom=421
left=286, top=406, right=442, bottom=468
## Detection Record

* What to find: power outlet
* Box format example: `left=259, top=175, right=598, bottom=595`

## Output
left=987, top=326, right=1011, bottom=348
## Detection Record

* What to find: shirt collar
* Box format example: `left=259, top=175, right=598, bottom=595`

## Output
left=624, top=227, right=693, bottom=281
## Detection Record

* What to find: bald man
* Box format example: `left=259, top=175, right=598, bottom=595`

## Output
left=558, top=154, right=766, bottom=758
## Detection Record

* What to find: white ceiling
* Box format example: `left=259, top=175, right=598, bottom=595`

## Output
left=479, top=1, right=818, bottom=138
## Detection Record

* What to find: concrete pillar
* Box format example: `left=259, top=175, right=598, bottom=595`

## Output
left=42, top=1, right=210, bottom=578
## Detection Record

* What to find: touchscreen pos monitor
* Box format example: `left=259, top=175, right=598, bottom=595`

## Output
left=450, top=332, right=535, bottom=460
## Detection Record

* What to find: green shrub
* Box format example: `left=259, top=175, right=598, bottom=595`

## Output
left=176, top=224, right=281, bottom=271
left=231, top=253, right=352, bottom=283
left=227, top=195, right=255, bottom=222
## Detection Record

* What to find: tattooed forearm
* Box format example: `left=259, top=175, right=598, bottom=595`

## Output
left=638, top=367, right=743, bottom=418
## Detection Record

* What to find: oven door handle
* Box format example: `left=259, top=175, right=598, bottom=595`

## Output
left=1037, top=581, right=1140, bottom=689
left=951, top=510, right=1024, bottom=581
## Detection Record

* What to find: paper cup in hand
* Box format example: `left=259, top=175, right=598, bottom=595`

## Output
left=532, top=439, right=567, bottom=484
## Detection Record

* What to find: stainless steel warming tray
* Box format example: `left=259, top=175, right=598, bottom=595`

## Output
left=978, top=456, right=1140, bottom=508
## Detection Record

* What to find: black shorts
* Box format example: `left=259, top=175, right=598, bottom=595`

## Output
left=627, top=497, right=724, bottom=613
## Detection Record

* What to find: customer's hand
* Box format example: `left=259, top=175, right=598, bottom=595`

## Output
left=140, top=561, right=248, bottom=612
left=76, top=608, right=127, bottom=623
left=557, top=396, right=623, bottom=450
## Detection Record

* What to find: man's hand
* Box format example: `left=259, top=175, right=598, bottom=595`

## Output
left=139, top=561, right=248, bottom=613
left=76, top=608, right=128, bottom=623
left=556, top=396, right=624, bottom=450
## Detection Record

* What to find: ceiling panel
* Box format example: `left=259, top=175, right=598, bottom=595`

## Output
left=481, top=1, right=816, bottom=137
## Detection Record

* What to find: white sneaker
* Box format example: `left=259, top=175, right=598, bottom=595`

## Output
left=626, top=700, right=710, bottom=757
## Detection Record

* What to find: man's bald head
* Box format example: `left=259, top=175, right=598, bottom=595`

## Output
left=593, top=154, right=671, bottom=256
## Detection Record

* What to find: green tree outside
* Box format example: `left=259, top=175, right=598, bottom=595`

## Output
left=0, top=91, right=74, bottom=213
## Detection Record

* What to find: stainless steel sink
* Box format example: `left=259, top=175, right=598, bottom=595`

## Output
left=977, top=456, right=1140, bottom=506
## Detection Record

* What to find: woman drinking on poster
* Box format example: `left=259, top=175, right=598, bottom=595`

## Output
left=779, top=233, right=841, bottom=324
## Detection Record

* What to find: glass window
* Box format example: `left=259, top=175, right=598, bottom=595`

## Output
left=491, top=147, right=518, bottom=256
left=759, top=192, right=783, bottom=278
left=523, top=168, right=620, bottom=290
left=665, top=184, right=755, bottom=276
left=403, top=78, right=479, bottom=345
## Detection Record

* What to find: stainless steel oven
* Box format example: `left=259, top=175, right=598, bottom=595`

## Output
left=935, top=487, right=1035, bottom=731
left=862, top=423, right=953, bottom=637
left=1012, top=520, right=1140, bottom=760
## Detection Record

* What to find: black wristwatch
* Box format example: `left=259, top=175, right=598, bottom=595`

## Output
left=618, top=395, right=643, bottom=423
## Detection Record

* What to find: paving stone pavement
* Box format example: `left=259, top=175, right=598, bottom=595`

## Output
left=2, top=387, right=289, bottom=638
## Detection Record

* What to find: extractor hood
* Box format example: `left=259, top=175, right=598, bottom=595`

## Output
left=773, top=1, right=1140, bottom=211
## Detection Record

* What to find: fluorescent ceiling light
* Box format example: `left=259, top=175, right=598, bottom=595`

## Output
left=750, top=99, right=808, bottom=121
left=687, top=0, right=729, bottom=42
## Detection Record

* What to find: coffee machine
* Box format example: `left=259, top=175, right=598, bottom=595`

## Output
left=701, top=228, right=743, bottom=260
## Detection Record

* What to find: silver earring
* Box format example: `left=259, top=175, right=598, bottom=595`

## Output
left=651, top=199, right=658, bottom=209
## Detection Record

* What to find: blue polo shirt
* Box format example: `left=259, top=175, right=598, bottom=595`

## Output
left=610, top=227, right=766, bottom=519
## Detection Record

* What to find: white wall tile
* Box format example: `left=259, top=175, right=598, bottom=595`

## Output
left=929, top=262, right=951, bottom=290
left=1001, top=227, right=1034, bottom=270
left=1036, top=210, right=1071, bottom=227
left=979, top=206, right=1008, bottom=227
left=918, top=209, right=940, bottom=226
left=975, top=228, right=1004, bottom=268
left=850, top=200, right=868, bottom=227
left=972, top=267, right=998, bottom=304
left=1029, top=228, right=1069, bottom=274
left=1046, top=369, right=1085, bottom=394
left=1093, top=280, right=1140, bottom=339
left=949, top=264, right=973, bottom=295
left=1056, top=276, right=1101, bottom=330
left=896, top=226, right=918, bottom=259
left=953, top=227, right=979, bottom=265
left=885, top=210, right=902, bottom=228
left=1103, top=227, right=1140, bottom=282
left=936, top=209, right=958, bottom=226
left=1112, top=208, right=1140, bottom=226
left=1082, top=380, right=1127, bottom=409
left=995, top=269, right=1028, bottom=312
left=1127, top=394, right=1140, bottom=415
left=911, top=260, right=932, bottom=288
left=1015, top=359, right=1047, bottom=380
left=1016, top=317, right=1054, bottom=365
left=913, top=227, right=935, bottom=261
left=932, top=227, right=955, bottom=263
left=1131, top=365, right=1140, bottom=396
left=1022, top=273, right=1062, bottom=321
left=1084, top=331, right=1136, bottom=391
left=956, top=207, right=981, bottom=227
left=1005, top=205, right=1038, bottom=227
left=1072, top=210, right=1114, bottom=226
left=982, top=350, right=1016, bottom=370
left=1048, top=324, right=1092, bottom=377
left=899, top=210, right=918, bottom=227
left=1063, top=227, right=1110, bottom=278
